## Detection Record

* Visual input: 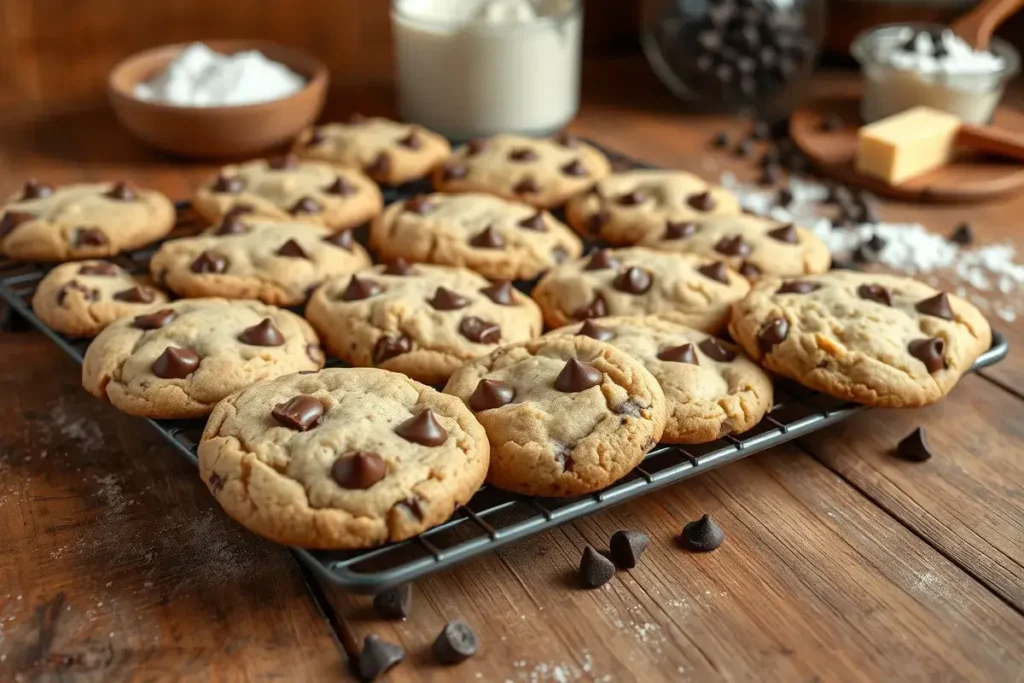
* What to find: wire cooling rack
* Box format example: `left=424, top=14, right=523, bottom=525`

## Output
left=0, top=164, right=1009, bottom=594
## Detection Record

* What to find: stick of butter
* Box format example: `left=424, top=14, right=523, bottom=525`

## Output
left=856, top=106, right=961, bottom=185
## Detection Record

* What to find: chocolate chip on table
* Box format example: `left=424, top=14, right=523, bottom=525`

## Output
left=777, top=280, right=820, bottom=294
left=698, top=337, right=735, bottom=362
left=573, top=294, right=608, bottom=320
left=152, top=347, right=200, bottom=379
left=133, top=308, right=177, bottom=330
left=0, top=211, right=35, bottom=237
left=79, top=262, right=118, bottom=276
left=358, top=635, right=405, bottom=682
left=382, top=257, right=414, bottom=276
left=698, top=261, right=730, bottom=284
left=658, top=343, right=699, bottom=364
left=373, top=335, right=411, bottom=363
left=518, top=212, right=547, bottom=231
left=397, top=131, right=422, bottom=149
left=560, top=159, right=589, bottom=177
left=341, top=275, right=384, bottom=302
left=324, top=176, right=357, bottom=196
left=277, top=239, right=309, bottom=258
left=578, top=320, right=614, bottom=341
left=508, top=147, right=538, bottom=162
left=895, top=427, right=933, bottom=462
left=395, top=409, right=448, bottom=446
left=21, top=179, right=53, bottom=200
left=268, top=153, right=299, bottom=170
left=555, top=358, right=603, bottom=393
left=776, top=187, right=794, bottom=208
left=579, top=546, right=615, bottom=589
left=614, top=266, right=653, bottom=295
left=609, top=530, right=650, bottom=569
left=364, top=152, right=391, bottom=177
left=480, top=280, right=516, bottom=305
left=215, top=213, right=248, bottom=236
left=664, top=220, right=698, bottom=240
left=679, top=514, right=724, bottom=552
left=738, top=261, right=762, bottom=279
left=459, top=316, right=501, bottom=344
left=404, top=195, right=435, bottom=215
left=710, top=131, right=730, bottom=149
left=949, top=222, right=973, bottom=245
left=429, top=287, right=470, bottom=310
left=469, top=379, right=516, bottom=412
left=332, top=451, right=387, bottom=489
left=767, top=223, right=799, bottom=244
left=857, top=283, right=892, bottom=306
left=323, top=229, right=355, bottom=250
left=372, top=584, right=413, bottom=620
left=191, top=250, right=229, bottom=274
left=238, top=318, right=285, bottom=346
left=289, top=196, right=321, bottom=216
left=272, top=395, right=324, bottom=431
left=104, top=181, right=136, bottom=201
left=758, top=317, right=789, bottom=353
left=469, top=226, right=505, bottom=249
left=866, top=233, right=886, bottom=252
left=57, top=281, right=98, bottom=305
left=113, top=286, right=156, bottom=304
left=75, top=227, right=107, bottom=247
left=687, top=191, right=716, bottom=212
left=617, top=190, right=647, bottom=206
left=819, top=113, right=843, bottom=132
left=513, top=176, right=540, bottom=194
left=714, top=235, right=751, bottom=257
left=908, top=338, right=946, bottom=373
left=432, top=620, right=478, bottom=665
left=916, top=292, right=954, bottom=320
left=586, top=248, right=619, bottom=271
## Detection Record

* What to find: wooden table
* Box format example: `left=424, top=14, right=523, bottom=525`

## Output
left=2, top=60, right=1023, bottom=683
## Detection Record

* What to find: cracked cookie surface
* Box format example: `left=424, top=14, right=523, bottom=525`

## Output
left=198, top=367, right=489, bottom=549
left=83, top=298, right=324, bottom=419
left=306, top=263, right=543, bottom=385
left=531, top=247, right=750, bottom=333
left=370, top=192, right=583, bottom=281
left=547, top=317, right=773, bottom=444
left=444, top=336, right=666, bottom=497
left=729, top=271, right=992, bottom=408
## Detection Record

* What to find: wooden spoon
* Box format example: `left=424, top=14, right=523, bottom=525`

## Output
left=949, top=0, right=1024, bottom=50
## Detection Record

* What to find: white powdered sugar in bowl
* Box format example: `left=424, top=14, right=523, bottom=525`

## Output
left=133, top=43, right=306, bottom=107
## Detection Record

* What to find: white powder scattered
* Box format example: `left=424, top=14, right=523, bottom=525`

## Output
left=49, top=398, right=104, bottom=452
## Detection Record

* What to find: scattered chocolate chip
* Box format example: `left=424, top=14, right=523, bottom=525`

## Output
left=212, top=175, right=245, bottom=193
left=857, top=283, right=892, bottom=306
left=777, top=280, right=820, bottom=294
left=133, top=309, right=176, bottom=330
left=698, top=261, right=731, bottom=284
left=75, top=227, right=107, bottom=247
left=776, top=187, right=794, bottom=208
left=395, top=409, right=447, bottom=446
left=513, top=177, right=540, bottom=194
left=432, top=620, right=478, bottom=665
left=509, top=147, right=538, bottom=162
left=866, top=233, right=886, bottom=252
left=238, top=318, right=285, bottom=346
left=734, top=140, right=754, bottom=158
left=364, top=152, right=391, bottom=177
left=555, top=358, right=603, bottom=393
left=585, top=210, right=609, bottom=235
left=819, top=113, right=843, bottom=132
left=698, top=337, right=735, bottom=362
left=404, top=195, right=435, bottom=215
left=324, top=176, right=357, bottom=196
left=767, top=223, right=799, bottom=244
left=342, top=276, right=384, bottom=301
left=687, top=191, right=716, bottom=212
left=57, top=281, right=98, bottom=305
left=586, top=248, right=619, bottom=271
left=465, top=138, right=486, bottom=155
left=578, top=320, right=614, bottom=341
left=711, top=131, right=730, bottom=148
left=21, top=179, right=53, bottom=200
left=358, top=635, right=405, bottom=682
left=949, top=222, right=973, bottom=245
left=560, top=159, right=588, bottom=177
left=373, top=335, right=411, bottom=363
left=758, top=317, right=789, bottom=353
left=78, top=262, right=118, bottom=276
left=908, top=338, right=946, bottom=373
left=518, top=213, right=547, bottom=231
left=617, top=190, right=647, bottom=206
left=480, top=280, right=515, bottom=305
left=459, top=316, right=501, bottom=344
left=469, top=226, right=505, bottom=249
left=272, top=395, right=323, bottom=431
left=895, top=427, right=932, bottom=462
left=397, top=131, right=422, bottom=149
left=103, top=181, right=136, bottom=201
left=680, top=514, right=724, bottom=552
left=429, top=287, right=470, bottom=310
left=469, top=379, right=515, bottom=412
left=152, top=347, right=200, bottom=379
left=191, top=251, right=229, bottom=274
left=113, top=285, right=156, bottom=304
left=916, top=293, right=954, bottom=321
left=382, top=258, right=414, bottom=276
left=0, top=211, right=34, bottom=237
left=441, top=164, right=468, bottom=181
left=215, top=213, right=248, bottom=235
left=614, top=267, right=653, bottom=294
left=331, top=451, right=386, bottom=489
left=738, top=261, right=762, bottom=279
left=609, top=530, right=649, bottom=569
left=658, top=343, right=698, bottom=364
left=573, top=294, right=608, bottom=320
left=664, top=220, right=698, bottom=240
left=323, top=230, right=355, bottom=250
left=579, top=546, right=615, bottom=588
left=268, top=153, right=298, bottom=170
left=714, top=235, right=751, bottom=257
left=289, top=196, right=321, bottom=215
left=373, top=584, right=412, bottom=620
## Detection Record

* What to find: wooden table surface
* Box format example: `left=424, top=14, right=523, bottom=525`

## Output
left=1, top=59, right=1023, bottom=683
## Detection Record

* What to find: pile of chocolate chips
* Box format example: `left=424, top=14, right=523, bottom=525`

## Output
left=651, top=0, right=815, bottom=104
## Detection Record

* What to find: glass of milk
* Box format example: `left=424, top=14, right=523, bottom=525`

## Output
left=392, top=0, right=582, bottom=140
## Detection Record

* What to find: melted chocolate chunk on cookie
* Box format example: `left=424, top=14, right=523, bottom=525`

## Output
left=215, top=213, right=248, bottom=235
left=777, top=281, right=820, bottom=294
left=698, top=337, right=735, bottom=362
left=518, top=212, right=546, bottom=231
left=323, top=176, right=357, bottom=196
left=21, top=179, right=53, bottom=200
left=586, top=248, right=619, bottom=271
left=916, top=293, right=954, bottom=321
left=687, top=191, right=715, bottom=212
left=554, top=358, right=602, bottom=392
left=272, top=395, right=323, bottom=431
left=395, top=409, right=448, bottom=446
left=617, top=190, right=647, bottom=206
left=289, top=196, right=321, bottom=215
left=373, top=334, right=412, bottom=363
left=382, top=258, right=415, bottom=276
left=57, top=281, right=98, bottom=306
left=585, top=210, right=609, bottom=235
left=331, top=451, right=386, bottom=489
left=152, top=347, right=200, bottom=379
left=513, top=176, right=540, bottom=194
left=738, top=261, right=762, bottom=279
left=577, top=320, right=614, bottom=341
left=658, top=343, right=699, bottom=364
left=225, top=203, right=255, bottom=218
left=441, top=163, right=468, bottom=181
left=665, top=220, right=698, bottom=240
left=396, top=496, right=426, bottom=520
left=397, top=131, right=422, bottom=149
left=133, top=308, right=177, bottom=330
left=113, top=286, right=156, bottom=304
left=305, top=128, right=325, bottom=146
left=238, top=318, right=285, bottom=346
left=573, top=293, right=608, bottom=320
left=554, top=131, right=579, bottom=147
left=767, top=223, right=799, bottom=244
left=323, top=229, right=355, bottom=250
left=191, top=251, right=229, bottom=274
left=429, top=287, right=470, bottom=310
left=508, top=147, right=538, bottom=162
left=364, top=152, right=392, bottom=177
left=78, top=262, right=118, bottom=276
left=212, top=174, right=245, bottom=194
left=480, top=280, right=515, bottom=305
left=276, top=239, right=309, bottom=258
left=714, top=235, right=751, bottom=258
left=268, top=153, right=299, bottom=171
left=0, top=211, right=35, bottom=237
left=465, top=139, right=486, bottom=155
left=469, top=379, right=515, bottom=412
left=560, top=159, right=588, bottom=177
left=908, top=338, right=946, bottom=373
left=207, top=472, right=225, bottom=493
left=341, top=275, right=384, bottom=301
left=104, top=181, right=136, bottom=201
left=758, top=317, right=789, bottom=354
left=698, top=261, right=730, bottom=284
left=614, top=266, right=653, bottom=295
left=857, top=283, right=892, bottom=306
left=306, top=343, right=324, bottom=364
left=404, top=195, right=435, bottom=215
left=469, top=226, right=505, bottom=249
left=459, top=316, right=501, bottom=344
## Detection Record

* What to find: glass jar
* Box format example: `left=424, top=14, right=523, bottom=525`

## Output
left=391, top=0, right=583, bottom=140
left=641, top=0, right=827, bottom=116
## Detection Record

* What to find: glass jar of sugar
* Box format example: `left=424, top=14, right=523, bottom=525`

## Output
left=392, top=0, right=582, bottom=140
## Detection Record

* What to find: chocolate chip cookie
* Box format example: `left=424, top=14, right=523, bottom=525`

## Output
left=306, top=263, right=542, bottom=385
left=641, top=213, right=830, bottom=280
left=369, top=193, right=583, bottom=281
left=198, top=367, right=489, bottom=549
left=1, top=180, right=175, bottom=262
left=149, top=216, right=371, bottom=306
left=193, top=156, right=383, bottom=231
left=728, top=271, right=992, bottom=408
left=31, top=261, right=169, bottom=338
left=295, top=116, right=450, bottom=185
left=444, top=336, right=666, bottom=497
left=83, top=298, right=324, bottom=419
left=531, top=247, right=750, bottom=333
left=432, top=134, right=612, bottom=209
left=547, top=317, right=773, bottom=444
left=565, top=170, right=741, bottom=245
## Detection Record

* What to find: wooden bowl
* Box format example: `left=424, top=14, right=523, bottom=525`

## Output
left=108, top=40, right=328, bottom=158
